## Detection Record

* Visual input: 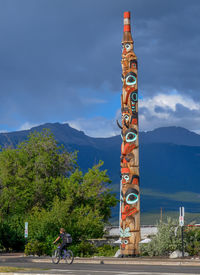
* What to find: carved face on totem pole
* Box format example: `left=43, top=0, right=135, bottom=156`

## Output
left=121, top=70, right=137, bottom=105
left=121, top=166, right=139, bottom=222
left=121, top=128, right=138, bottom=169
left=120, top=214, right=138, bottom=251
left=121, top=232, right=137, bottom=251
left=121, top=107, right=138, bottom=128
left=121, top=167, right=139, bottom=186
left=120, top=184, right=140, bottom=251
left=121, top=43, right=137, bottom=106
left=122, top=42, right=133, bottom=54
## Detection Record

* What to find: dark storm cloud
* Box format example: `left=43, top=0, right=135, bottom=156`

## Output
left=135, top=1, right=200, bottom=98
left=154, top=105, right=173, bottom=114
left=0, top=0, right=200, bottom=130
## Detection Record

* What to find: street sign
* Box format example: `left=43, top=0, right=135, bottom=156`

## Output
left=25, top=222, right=28, bottom=238
left=179, top=216, right=184, bottom=226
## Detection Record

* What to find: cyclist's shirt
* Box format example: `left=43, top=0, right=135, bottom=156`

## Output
left=59, top=232, right=72, bottom=244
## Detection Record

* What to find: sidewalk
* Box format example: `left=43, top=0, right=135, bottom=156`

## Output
left=1, top=254, right=200, bottom=266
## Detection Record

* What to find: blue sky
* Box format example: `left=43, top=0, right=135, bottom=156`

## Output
left=1, top=0, right=200, bottom=137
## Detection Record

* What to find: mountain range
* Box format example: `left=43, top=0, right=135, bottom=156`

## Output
left=1, top=123, right=200, bottom=223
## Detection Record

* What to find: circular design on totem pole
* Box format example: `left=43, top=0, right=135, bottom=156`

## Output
left=125, top=188, right=139, bottom=205
left=125, top=131, right=137, bottom=142
left=126, top=193, right=138, bottom=204
left=125, top=72, right=137, bottom=86
left=130, top=92, right=138, bottom=102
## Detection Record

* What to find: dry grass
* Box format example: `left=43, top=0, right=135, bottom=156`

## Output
left=0, top=266, right=46, bottom=273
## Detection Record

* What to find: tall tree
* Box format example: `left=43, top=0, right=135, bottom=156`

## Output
left=0, top=129, right=76, bottom=216
left=0, top=129, right=117, bottom=251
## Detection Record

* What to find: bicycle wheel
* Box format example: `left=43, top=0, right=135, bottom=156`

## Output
left=65, top=250, right=74, bottom=264
left=52, top=249, right=60, bottom=264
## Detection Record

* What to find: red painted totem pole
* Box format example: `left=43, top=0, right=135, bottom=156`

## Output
left=119, top=11, right=140, bottom=255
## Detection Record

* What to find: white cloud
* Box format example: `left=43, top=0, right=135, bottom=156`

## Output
left=140, top=92, right=200, bottom=114
left=139, top=92, right=200, bottom=132
left=18, top=122, right=38, bottom=131
left=66, top=115, right=120, bottom=138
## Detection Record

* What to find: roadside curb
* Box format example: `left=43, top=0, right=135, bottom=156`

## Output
left=32, top=258, right=200, bottom=266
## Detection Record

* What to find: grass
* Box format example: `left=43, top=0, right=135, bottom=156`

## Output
left=0, top=266, right=26, bottom=272
left=0, top=266, right=47, bottom=273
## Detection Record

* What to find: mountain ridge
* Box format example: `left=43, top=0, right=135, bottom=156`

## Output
left=0, top=122, right=200, bottom=218
left=1, top=123, right=200, bottom=148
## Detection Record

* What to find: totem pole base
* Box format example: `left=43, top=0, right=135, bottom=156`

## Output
left=120, top=248, right=140, bottom=257
left=120, top=253, right=140, bottom=258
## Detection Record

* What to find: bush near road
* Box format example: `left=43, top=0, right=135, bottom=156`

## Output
left=140, top=217, right=200, bottom=257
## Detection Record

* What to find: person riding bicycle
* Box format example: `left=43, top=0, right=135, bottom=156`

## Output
left=53, top=228, right=71, bottom=255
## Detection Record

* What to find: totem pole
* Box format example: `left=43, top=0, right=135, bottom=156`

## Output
left=119, top=11, right=140, bottom=256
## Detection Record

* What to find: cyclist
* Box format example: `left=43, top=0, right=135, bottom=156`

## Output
left=53, top=228, right=70, bottom=255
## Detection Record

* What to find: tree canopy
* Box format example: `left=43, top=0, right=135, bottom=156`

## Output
left=0, top=130, right=117, bottom=252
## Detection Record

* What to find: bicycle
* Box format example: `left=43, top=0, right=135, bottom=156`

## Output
left=52, top=246, right=74, bottom=264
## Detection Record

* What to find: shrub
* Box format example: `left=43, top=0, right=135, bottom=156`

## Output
left=185, top=227, right=200, bottom=256
left=95, top=244, right=119, bottom=257
left=69, top=241, right=97, bottom=257
left=140, top=217, right=182, bottom=256
left=25, top=239, right=119, bottom=257
left=68, top=242, right=119, bottom=257
left=0, top=217, right=25, bottom=252
left=25, top=239, right=53, bottom=256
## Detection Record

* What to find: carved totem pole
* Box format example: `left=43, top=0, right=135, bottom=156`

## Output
left=119, top=11, right=140, bottom=256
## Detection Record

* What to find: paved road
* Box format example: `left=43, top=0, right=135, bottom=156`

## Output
left=1, top=259, right=200, bottom=274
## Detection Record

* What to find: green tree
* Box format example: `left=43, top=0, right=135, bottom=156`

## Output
left=0, top=129, right=117, bottom=253
left=26, top=162, right=117, bottom=244
left=0, top=130, right=76, bottom=217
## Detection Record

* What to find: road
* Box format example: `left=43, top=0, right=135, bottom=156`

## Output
left=1, top=258, right=200, bottom=275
